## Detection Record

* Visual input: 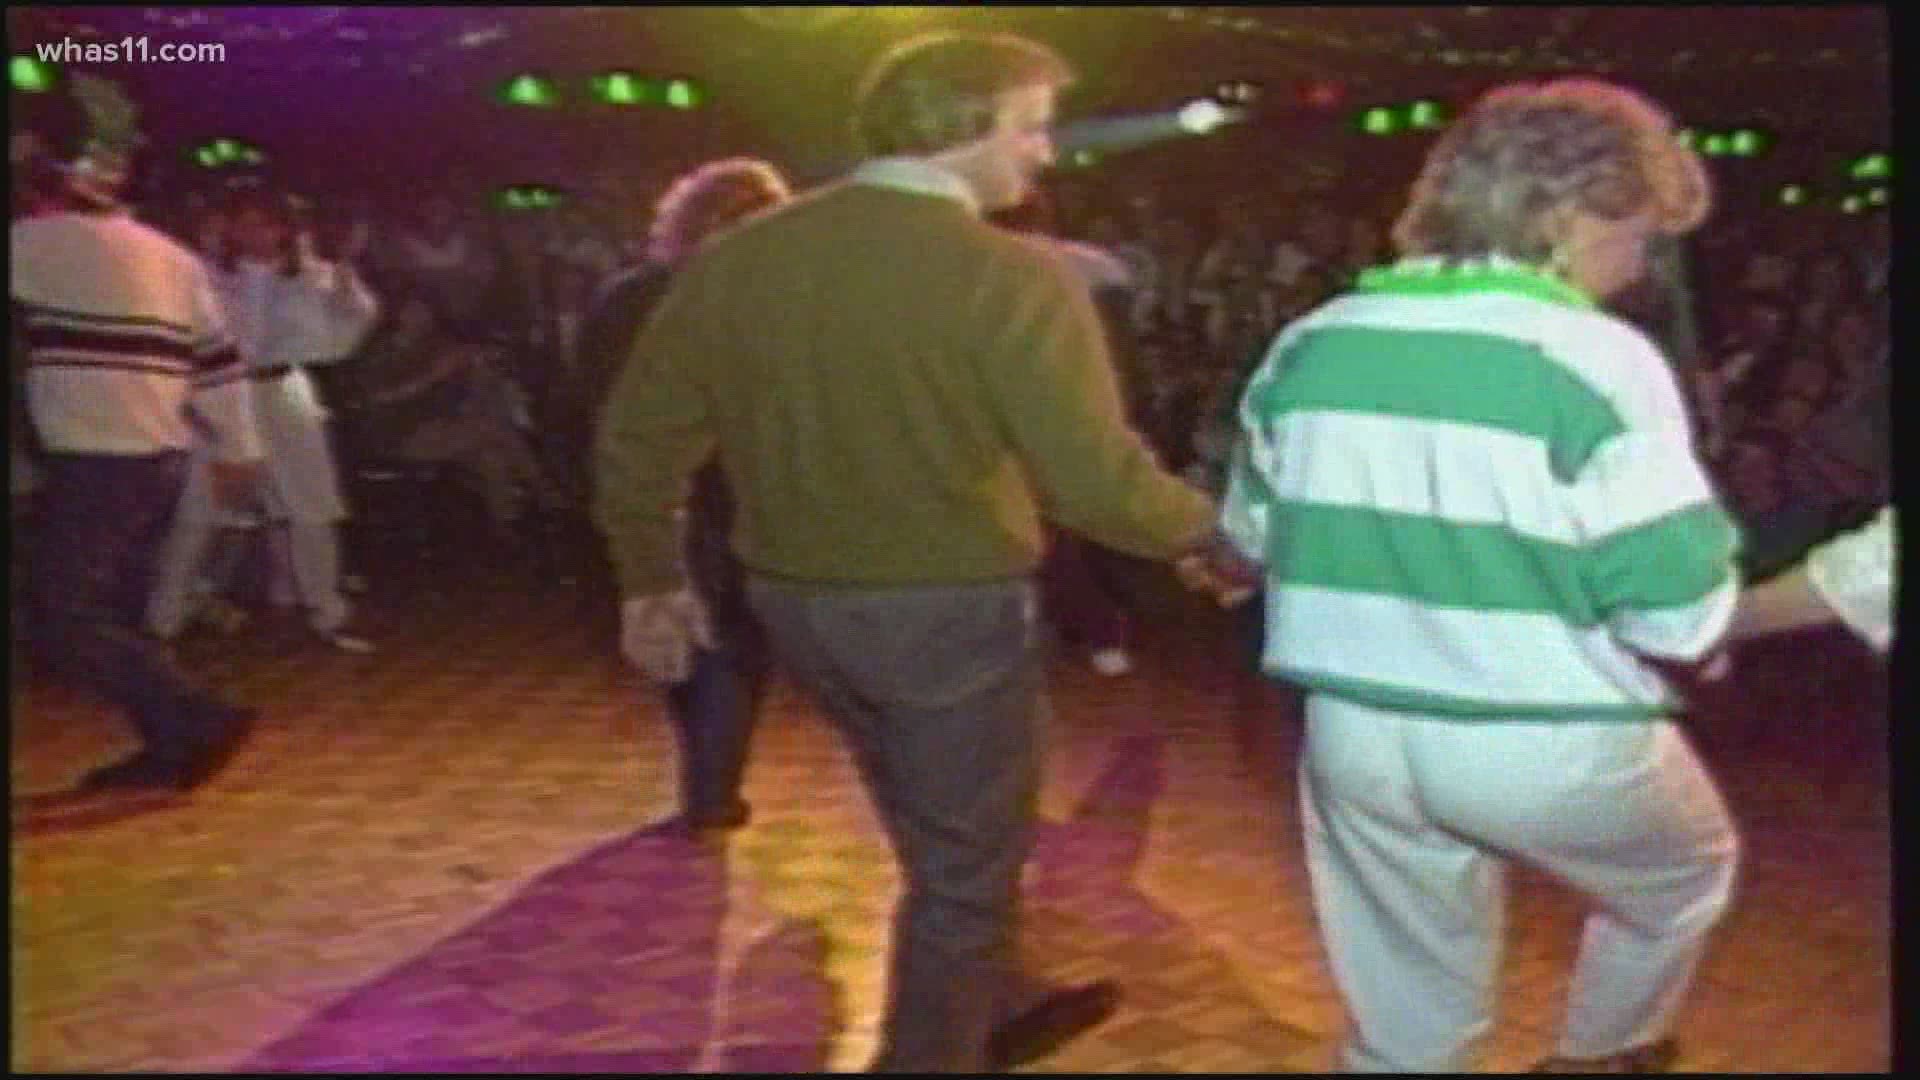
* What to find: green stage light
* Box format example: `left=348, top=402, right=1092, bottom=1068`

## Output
left=1358, top=106, right=1399, bottom=136
left=1407, top=100, right=1448, bottom=130
left=496, top=184, right=567, bottom=211
left=1849, top=153, right=1890, bottom=181
left=1866, top=186, right=1888, bottom=206
left=190, top=137, right=261, bottom=169
left=499, top=73, right=559, bottom=107
left=592, top=71, right=644, bottom=105
left=11, top=54, right=55, bottom=93
left=1700, top=133, right=1731, bottom=157
left=1778, top=184, right=1807, bottom=206
left=663, top=78, right=704, bottom=109
left=1676, top=128, right=1698, bottom=149
left=1728, top=129, right=1768, bottom=157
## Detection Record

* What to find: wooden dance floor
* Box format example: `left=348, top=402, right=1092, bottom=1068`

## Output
left=10, top=543, right=1890, bottom=1072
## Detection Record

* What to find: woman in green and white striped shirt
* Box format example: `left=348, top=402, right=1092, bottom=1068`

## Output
left=1224, top=78, right=1735, bottom=1074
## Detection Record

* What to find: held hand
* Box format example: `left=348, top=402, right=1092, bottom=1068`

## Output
left=619, top=589, right=716, bottom=685
left=208, top=459, right=264, bottom=513
left=1173, top=529, right=1261, bottom=609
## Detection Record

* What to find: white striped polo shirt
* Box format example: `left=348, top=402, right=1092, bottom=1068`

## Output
left=11, top=210, right=262, bottom=462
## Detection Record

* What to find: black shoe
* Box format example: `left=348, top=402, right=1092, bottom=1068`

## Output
left=174, top=701, right=259, bottom=791
left=79, top=749, right=188, bottom=792
left=987, top=979, right=1122, bottom=1069
left=685, top=800, right=751, bottom=831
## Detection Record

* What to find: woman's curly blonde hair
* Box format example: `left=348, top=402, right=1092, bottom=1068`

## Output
left=1391, top=78, right=1711, bottom=264
left=647, top=157, right=792, bottom=265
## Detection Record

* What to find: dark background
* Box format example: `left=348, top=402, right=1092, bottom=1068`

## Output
left=7, top=6, right=1892, bottom=206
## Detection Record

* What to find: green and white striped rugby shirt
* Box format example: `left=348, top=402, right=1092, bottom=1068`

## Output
left=1224, top=256, right=1741, bottom=720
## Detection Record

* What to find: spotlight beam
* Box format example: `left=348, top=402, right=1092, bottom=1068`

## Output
left=1053, top=100, right=1246, bottom=158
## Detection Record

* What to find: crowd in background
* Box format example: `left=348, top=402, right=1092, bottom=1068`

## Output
left=14, top=139, right=1892, bottom=604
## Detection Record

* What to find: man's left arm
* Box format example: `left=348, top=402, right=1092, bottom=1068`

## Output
left=979, top=258, right=1214, bottom=562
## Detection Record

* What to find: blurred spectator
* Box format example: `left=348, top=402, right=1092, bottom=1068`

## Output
left=395, top=194, right=496, bottom=334
left=347, top=291, right=565, bottom=539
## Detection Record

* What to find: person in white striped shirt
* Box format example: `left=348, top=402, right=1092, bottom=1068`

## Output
left=11, top=79, right=265, bottom=791
left=1224, top=79, right=1732, bottom=1073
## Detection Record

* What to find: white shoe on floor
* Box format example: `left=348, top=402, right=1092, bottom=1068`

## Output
left=1089, top=647, right=1133, bottom=676
left=315, top=627, right=375, bottom=654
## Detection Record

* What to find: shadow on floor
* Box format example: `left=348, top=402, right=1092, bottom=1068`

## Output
left=10, top=787, right=190, bottom=837
left=1023, top=732, right=1324, bottom=1071
left=240, top=821, right=841, bottom=1073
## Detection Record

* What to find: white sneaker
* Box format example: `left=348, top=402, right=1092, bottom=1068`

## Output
left=316, top=628, right=376, bottom=654
left=1089, top=647, right=1133, bottom=676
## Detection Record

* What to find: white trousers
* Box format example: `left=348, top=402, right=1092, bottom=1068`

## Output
left=1298, top=693, right=1739, bottom=1072
left=150, top=372, right=352, bottom=636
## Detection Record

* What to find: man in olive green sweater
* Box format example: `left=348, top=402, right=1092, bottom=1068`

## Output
left=595, top=30, right=1250, bottom=1073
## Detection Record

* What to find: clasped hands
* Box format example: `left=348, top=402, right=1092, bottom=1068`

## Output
left=1173, top=526, right=1261, bottom=608
left=617, top=530, right=1260, bottom=684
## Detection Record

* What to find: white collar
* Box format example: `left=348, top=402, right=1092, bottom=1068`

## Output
left=849, top=157, right=980, bottom=216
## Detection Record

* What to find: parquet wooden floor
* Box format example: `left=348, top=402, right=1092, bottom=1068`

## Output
left=10, top=548, right=1892, bottom=1073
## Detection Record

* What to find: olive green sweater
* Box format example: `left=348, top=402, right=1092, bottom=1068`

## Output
left=594, top=180, right=1212, bottom=596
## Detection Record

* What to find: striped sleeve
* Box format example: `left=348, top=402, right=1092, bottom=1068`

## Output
left=184, top=261, right=264, bottom=463
left=1219, top=436, right=1272, bottom=563
left=1558, top=320, right=1739, bottom=660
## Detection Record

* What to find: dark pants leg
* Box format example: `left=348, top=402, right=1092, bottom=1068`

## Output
left=665, top=600, right=773, bottom=821
left=747, top=576, right=1046, bottom=1073
left=1040, top=531, right=1130, bottom=652
left=28, top=451, right=218, bottom=761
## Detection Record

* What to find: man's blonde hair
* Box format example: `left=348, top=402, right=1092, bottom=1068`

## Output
left=1391, top=78, right=1711, bottom=263
left=851, top=31, right=1074, bottom=158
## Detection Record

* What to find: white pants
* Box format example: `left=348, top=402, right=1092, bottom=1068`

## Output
left=1298, top=694, right=1739, bottom=1072
left=150, top=372, right=352, bottom=636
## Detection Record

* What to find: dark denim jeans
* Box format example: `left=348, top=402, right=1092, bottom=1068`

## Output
left=663, top=600, right=773, bottom=822
left=27, top=451, right=222, bottom=762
